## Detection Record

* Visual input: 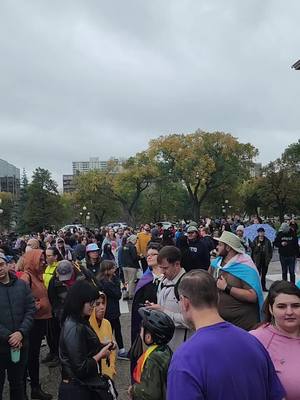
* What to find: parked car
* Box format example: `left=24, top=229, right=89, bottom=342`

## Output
left=107, top=222, right=128, bottom=232
left=60, top=224, right=86, bottom=233
left=155, top=221, right=174, bottom=230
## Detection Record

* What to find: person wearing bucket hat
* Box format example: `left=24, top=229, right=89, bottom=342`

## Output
left=210, top=231, right=264, bottom=331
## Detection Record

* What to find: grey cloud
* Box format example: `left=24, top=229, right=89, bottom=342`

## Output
left=0, top=0, right=299, bottom=186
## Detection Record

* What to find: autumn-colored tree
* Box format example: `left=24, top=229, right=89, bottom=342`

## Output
left=148, top=131, right=257, bottom=220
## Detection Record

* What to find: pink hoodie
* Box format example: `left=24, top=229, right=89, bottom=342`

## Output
left=251, top=324, right=300, bottom=400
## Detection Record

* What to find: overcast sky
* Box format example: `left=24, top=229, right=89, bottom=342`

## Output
left=1, top=0, right=299, bottom=185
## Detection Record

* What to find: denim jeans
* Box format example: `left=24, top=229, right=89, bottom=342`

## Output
left=279, top=255, right=296, bottom=284
left=0, top=346, right=28, bottom=400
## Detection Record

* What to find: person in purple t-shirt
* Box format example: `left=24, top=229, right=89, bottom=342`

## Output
left=167, top=270, right=285, bottom=400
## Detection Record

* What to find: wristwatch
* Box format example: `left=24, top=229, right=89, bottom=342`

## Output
left=224, top=284, right=232, bottom=295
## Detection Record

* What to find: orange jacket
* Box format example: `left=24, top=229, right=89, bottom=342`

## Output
left=20, top=250, right=52, bottom=320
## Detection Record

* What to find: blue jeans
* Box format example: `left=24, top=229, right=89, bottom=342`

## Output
left=279, top=255, right=296, bottom=284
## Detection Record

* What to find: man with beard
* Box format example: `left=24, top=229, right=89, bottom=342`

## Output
left=167, top=270, right=285, bottom=400
left=209, top=231, right=263, bottom=331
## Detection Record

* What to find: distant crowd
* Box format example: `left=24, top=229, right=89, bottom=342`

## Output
left=0, top=216, right=299, bottom=400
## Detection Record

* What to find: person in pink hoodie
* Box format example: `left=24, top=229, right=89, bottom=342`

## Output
left=251, top=280, right=300, bottom=400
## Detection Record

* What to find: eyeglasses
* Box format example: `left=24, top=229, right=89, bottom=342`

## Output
left=179, top=294, right=189, bottom=301
left=147, top=253, right=158, bottom=257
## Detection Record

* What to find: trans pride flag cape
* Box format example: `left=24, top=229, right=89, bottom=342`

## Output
left=211, top=254, right=264, bottom=319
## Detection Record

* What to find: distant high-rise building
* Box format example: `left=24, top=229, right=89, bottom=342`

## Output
left=250, top=162, right=262, bottom=178
left=72, top=157, right=123, bottom=175
left=64, top=157, right=124, bottom=193
left=63, top=175, right=76, bottom=193
left=0, top=159, right=20, bottom=196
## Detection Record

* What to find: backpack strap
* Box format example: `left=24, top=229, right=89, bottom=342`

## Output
left=160, top=272, right=186, bottom=301
left=24, top=272, right=32, bottom=288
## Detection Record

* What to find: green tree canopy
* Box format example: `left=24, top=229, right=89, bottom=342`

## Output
left=148, top=131, right=258, bottom=220
left=23, top=168, right=63, bottom=232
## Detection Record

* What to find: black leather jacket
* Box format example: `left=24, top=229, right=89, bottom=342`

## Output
left=59, top=316, right=103, bottom=381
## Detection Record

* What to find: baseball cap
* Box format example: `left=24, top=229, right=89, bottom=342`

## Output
left=86, top=243, right=100, bottom=253
left=56, top=260, right=73, bottom=281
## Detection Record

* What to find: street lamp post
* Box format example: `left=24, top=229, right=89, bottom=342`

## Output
left=222, top=199, right=231, bottom=217
left=0, top=199, right=3, bottom=232
left=80, top=205, right=90, bottom=226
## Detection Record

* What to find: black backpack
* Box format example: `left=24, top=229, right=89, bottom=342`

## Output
left=160, top=272, right=186, bottom=301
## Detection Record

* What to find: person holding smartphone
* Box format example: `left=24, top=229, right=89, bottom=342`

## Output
left=59, top=280, right=115, bottom=400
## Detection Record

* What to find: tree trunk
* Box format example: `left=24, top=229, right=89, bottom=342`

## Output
left=94, top=210, right=106, bottom=226
left=193, top=198, right=200, bottom=221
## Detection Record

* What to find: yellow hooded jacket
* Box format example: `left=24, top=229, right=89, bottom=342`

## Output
left=89, top=309, right=116, bottom=380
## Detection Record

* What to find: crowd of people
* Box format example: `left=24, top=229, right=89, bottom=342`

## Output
left=0, top=216, right=299, bottom=400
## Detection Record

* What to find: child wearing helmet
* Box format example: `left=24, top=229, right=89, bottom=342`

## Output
left=128, top=308, right=175, bottom=400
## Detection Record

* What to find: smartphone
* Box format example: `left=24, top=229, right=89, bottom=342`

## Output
left=108, top=342, right=114, bottom=351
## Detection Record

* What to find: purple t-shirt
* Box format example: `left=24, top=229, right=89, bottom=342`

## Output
left=167, top=322, right=285, bottom=400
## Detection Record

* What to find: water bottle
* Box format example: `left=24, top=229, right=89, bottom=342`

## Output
left=10, top=348, right=20, bottom=363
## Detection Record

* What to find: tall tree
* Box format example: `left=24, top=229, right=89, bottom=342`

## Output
left=23, top=168, right=63, bottom=232
left=112, top=152, right=158, bottom=224
left=259, top=158, right=300, bottom=221
left=282, top=139, right=300, bottom=170
left=238, top=178, right=263, bottom=217
left=0, top=193, right=14, bottom=231
left=148, top=131, right=257, bottom=220
left=137, top=180, right=192, bottom=223
left=74, top=170, right=121, bottom=226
